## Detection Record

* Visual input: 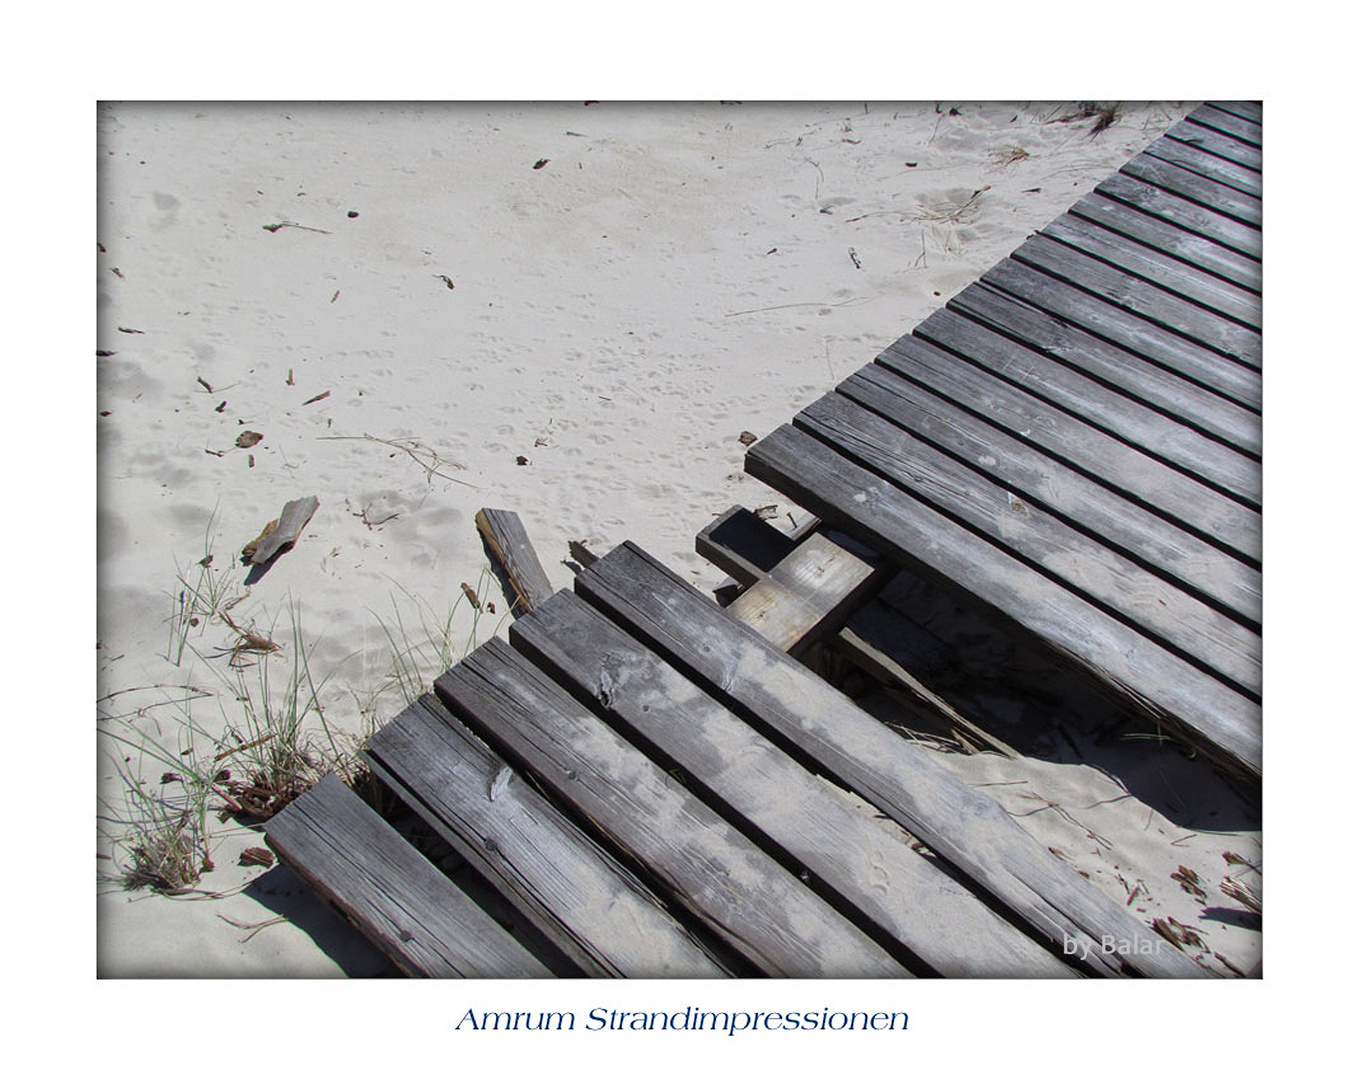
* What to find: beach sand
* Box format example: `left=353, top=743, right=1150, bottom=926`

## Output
left=96, top=100, right=1257, bottom=977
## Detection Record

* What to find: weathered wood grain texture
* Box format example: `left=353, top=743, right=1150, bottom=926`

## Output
left=1163, top=118, right=1262, bottom=171
left=1039, top=214, right=1260, bottom=330
left=1122, top=154, right=1262, bottom=224
left=832, top=367, right=1261, bottom=627
left=696, top=505, right=799, bottom=586
left=878, top=333, right=1262, bottom=564
left=1096, top=172, right=1262, bottom=258
left=1207, top=101, right=1261, bottom=125
left=363, top=694, right=728, bottom=977
left=915, top=302, right=1261, bottom=498
left=1190, top=104, right=1262, bottom=147
left=745, top=426, right=1261, bottom=781
left=981, top=258, right=1261, bottom=410
left=435, top=639, right=907, bottom=978
left=574, top=541, right=1209, bottom=975
left=793, top=392, right=1261, bottom=696
left=948, top=283, right=1260, bottom=456
left=1008, top=234, right=1261, bottom=370
left=1143, top=133, right=1261, bottom=197
left=265, top=773, right=551, bottom=978
left=1069, top=193, right=1261, bottom=293
left=475, top=508, right=556, bottom=614
left=509, top=589, right=1068, bottom=976
left=726, top=531, right=883, bottom=655
left=248, top=496, right=319, bottom=565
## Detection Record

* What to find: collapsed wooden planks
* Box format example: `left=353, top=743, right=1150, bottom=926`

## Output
left=746, top=101, right=1260, bottom=779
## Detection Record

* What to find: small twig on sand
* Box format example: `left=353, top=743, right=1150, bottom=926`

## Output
left=725, top=296, right=872, bottom=318
left=318, top=433, right=476, bottom=488
left=262, top=221, right=332, bottom=235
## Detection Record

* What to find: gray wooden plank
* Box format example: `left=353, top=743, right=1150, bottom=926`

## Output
left=880, top=332, right=1262, bottom=564
left=510, top=589, right=1074, bottom=978
left=727, top=531, right=883, bottom=655
left=834, top=366, right=1261, bottom=626
left=574, top=540, right=1213, bottom=975
left=1163, top=118, right=1262, bottom=171
left=364, top=694, right=729, bottom=977
left=1097, top=172, right=1262, bottom=258
left=265, top=773, right=552, bottom=978
left=794, top=392, right=1261, bottom=695
left=1011, top=234, right=1261, bottom=370
left=435, top=638, right=908, bottom=978
left=476, top=508, right=556, bottom=614
left=1207, top=101, right=1261, bottom=124
left=1191, top=104, right=1262, bottom=147
left=981, top=258, right=1262, bottom=411
left=744, top=425, right=1261, bottom=781
left=1122, top=154, right=1262, bottom=225
left=1143, top=134, right=1261, bottom=198
left=1040, top=214, right=1261, bottom=330
left=947, top=282, right=1261, bottom=456
left=696, top=505, right=799, bottom=586
left=1070, top=193, right=1261, bottom=293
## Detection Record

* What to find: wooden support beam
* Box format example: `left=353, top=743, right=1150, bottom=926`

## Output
left=265, top=773, right=551, bottom=978
left=475, top=507, right=555, bottom=614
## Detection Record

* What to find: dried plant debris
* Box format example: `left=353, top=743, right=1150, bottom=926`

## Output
left=1171, top=865, right=1207, bottom=900
left=1220, top=876, right=1262, bottom=915
left=239, top=846, right=275, bottom=869
left=235, top=430, right=264, bottom=449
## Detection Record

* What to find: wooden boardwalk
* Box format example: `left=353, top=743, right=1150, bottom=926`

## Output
left=263, top=103, right=1257, bottom=978
left=747, top=101, right=1261, bottom=779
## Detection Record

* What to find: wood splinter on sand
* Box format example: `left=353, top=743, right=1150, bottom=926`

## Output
left=475, top=507, right=556, bottom=614
left=242, top=496, right=320, bottom=566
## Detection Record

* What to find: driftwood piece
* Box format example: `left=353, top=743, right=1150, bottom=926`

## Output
left=475, top=508, right=555, bottom=614
left=244, top=496, right=319, bottom=565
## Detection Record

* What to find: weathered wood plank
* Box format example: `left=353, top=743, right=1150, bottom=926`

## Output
left=1040, top=214, right=1261, bottom=330
left=1142, top=134, right=1262, bottom=198
left=246, top=496, right=319, bottom=566
left=879, top=332, right=1262, bottom=564
left=744, top=426, right=1262, bottom=781
left=575, top=540, right=1212, bottom=975
left=1190, top=104, right=1262, bottom=147
left=1070, top=193, right=1261, bottom=293
left=1010, top=234, right=1261, bottom=370
left=981, top=258, right=1262, bottom=411
left=794, top=393, right=1261, bottom=695
left=727, top=532, right=884, bottom=655
left=265, top=773, right=552, bottom=978
left=1207, top=101, right=1261, bottom=124
left=435, top=639, right=908, bottom=978
left=1097, top=172, right=1262, bottom=258
left=510, top=589, right=1071, bottom=977
left=915, top=303, right=1261, bottom=501
left=947, top=282, right=1261, bottom=456
left=476, top=508, right=556, bottom=614
left=363, top=694, right=729, bottom=977
left=1163, top=119, right=1262, bottom=172
left=834, top=366, right=1261, bottom=626
left=1122, top=154, right=1262, bottom=225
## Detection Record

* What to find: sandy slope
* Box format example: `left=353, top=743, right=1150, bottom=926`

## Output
left=97, top=101, right=1257, bottom=977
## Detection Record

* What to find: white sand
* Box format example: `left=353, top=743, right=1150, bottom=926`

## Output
left=97, top=100, right=1257, bottom=978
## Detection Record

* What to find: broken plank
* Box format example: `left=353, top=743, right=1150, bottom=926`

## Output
left=696, top=505, right=798, bottom=586
left=476, top=508, right=555, bottom=614
left=265, top=773, right=551, bottom=977
left=727, top=531, right=884, bottom=655
left=794, top=392, right=1261, bottom=697
left=247, top=496, right=319, bottom=566
left=510, top=589, right=1069, bottom=977
left=363, top=694, right=728, bottom=977
left=436, top=638, right=907, bottom=978
left=745, top=425, right=1261, bottom=780
left=947, top=282, right=1261, bottom=457
left=574, top=540, right=1210, bottom=975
